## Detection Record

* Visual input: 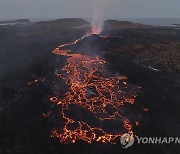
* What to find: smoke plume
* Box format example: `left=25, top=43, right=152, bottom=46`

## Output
left=90, top=0, right=117, bottom=34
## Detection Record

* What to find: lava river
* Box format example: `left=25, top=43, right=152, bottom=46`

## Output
left=47, top=35, right=142, bottom=144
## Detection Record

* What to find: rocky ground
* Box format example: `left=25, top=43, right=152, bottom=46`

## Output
left=133, top=42, right=180, bottom=72
left=107, top=42, right=180, bottom=72
left=0, top=19, right=180, bottom=154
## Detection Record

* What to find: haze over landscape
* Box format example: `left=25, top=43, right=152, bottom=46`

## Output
left=1, top=0, right=180, bottom=19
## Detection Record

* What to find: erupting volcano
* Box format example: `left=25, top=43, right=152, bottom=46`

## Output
left=45, top=34, right=142, bottom=144
left=2, top=0, right=180, bottom=152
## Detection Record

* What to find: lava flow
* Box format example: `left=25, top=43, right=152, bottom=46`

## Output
left=48, top=35, right=141, bottom=144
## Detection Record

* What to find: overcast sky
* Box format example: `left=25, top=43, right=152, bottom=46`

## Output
left=0, top=0, right=180, bottom=19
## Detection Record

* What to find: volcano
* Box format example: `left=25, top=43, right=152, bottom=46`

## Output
left=1, top=18, right=180, bottom=154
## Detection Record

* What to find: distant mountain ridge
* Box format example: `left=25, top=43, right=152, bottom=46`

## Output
left=0, top=19, right=31, bottom=24
left=103, top=20, right=153, bottom=30
left=29, top=18, right=90, bottom=30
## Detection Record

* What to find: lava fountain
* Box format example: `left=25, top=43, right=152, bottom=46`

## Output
left=91, top=16, right=103, bottom=35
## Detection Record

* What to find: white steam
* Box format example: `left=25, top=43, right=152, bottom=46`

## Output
left=90, top=0, right=117, bottom=34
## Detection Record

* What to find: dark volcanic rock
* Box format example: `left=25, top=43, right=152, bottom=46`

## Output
left=62, top=34, right=108, bottom=55
left=1, top=18, right=180, bottom=154
left=132, top=42, right=180, bottom=72
left=75, top=34, right=106, bottom=53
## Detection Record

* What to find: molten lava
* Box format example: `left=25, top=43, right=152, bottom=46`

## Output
left=91, top=23, right=102, bottom=35
left=48, top=36, right=141, bottom=144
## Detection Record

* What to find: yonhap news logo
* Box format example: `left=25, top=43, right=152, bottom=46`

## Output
left=120, top=132, right=180, bottom=149
left=120, top=132, right=134, bottom=149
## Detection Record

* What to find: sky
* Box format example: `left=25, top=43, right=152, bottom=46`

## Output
left=0, top=0, right=180, bottom=20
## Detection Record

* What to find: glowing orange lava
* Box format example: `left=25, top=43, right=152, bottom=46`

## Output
left=91, top=24, right=102, bottom=35
left=48, top=36, right=141, bottom=144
